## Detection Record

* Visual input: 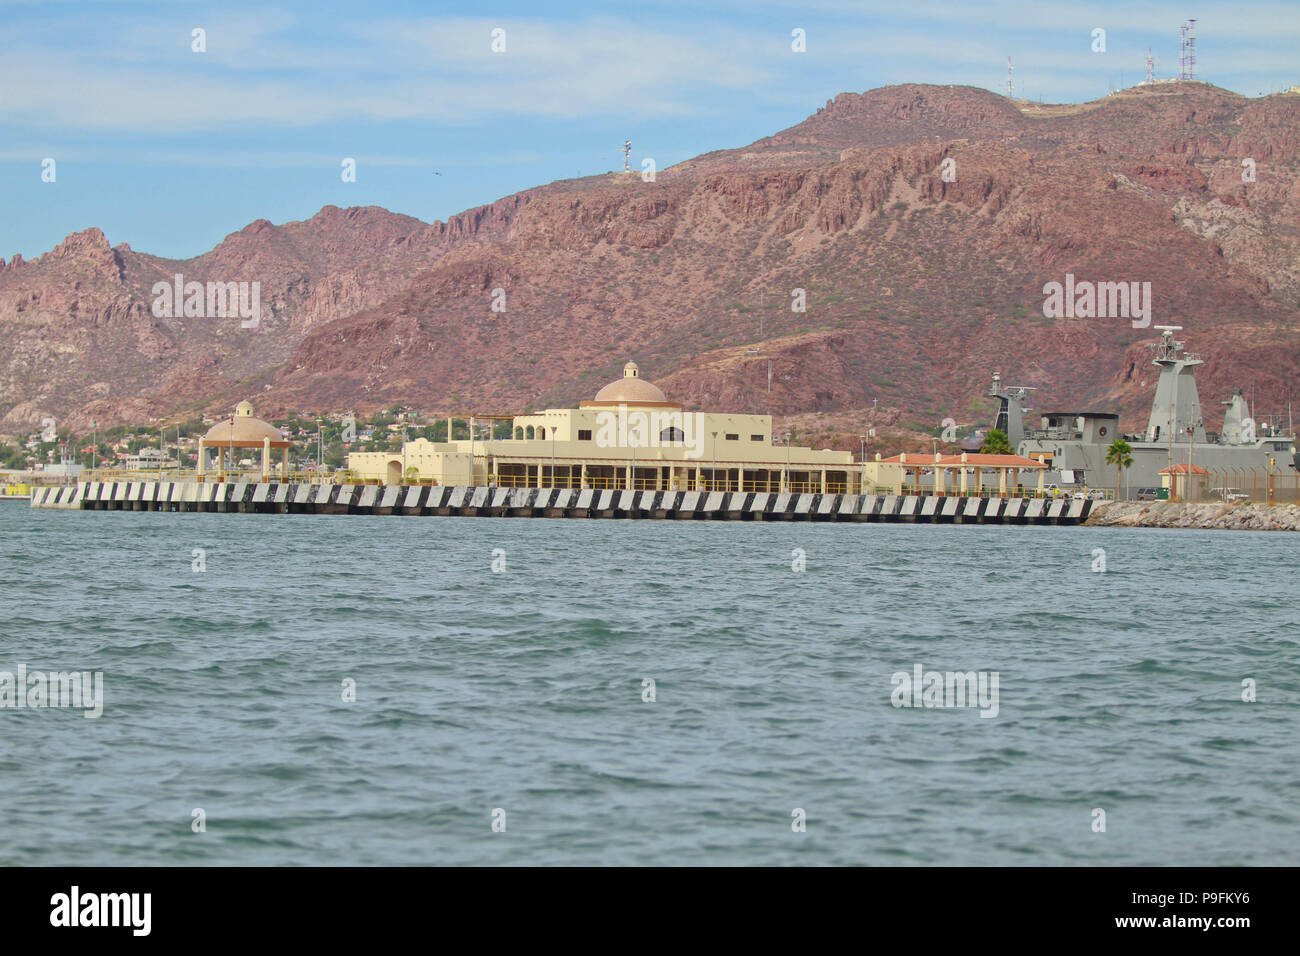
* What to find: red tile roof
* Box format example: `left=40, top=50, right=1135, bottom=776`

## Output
left=879, top=453, right=1048, bottom=468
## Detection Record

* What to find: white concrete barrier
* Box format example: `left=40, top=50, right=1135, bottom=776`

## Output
left=27, top=478, right=1092, bottom=527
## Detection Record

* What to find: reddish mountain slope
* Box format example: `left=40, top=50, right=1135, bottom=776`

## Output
left=3, top=82, right=1297, bottom=449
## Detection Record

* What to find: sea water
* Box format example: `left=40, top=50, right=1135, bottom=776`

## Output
left=1, top=505, right=1296, bottom=865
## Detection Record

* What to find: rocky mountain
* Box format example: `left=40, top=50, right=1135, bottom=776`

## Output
left=3, top=81, right=1298, bottom=450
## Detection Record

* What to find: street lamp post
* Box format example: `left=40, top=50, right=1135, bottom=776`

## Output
left=711, top=431, right=717, bottom=492
left=783, top=432, right=791, bottom=493
left=92, top=420, right=97, bottom=474
left=860, top=434, right=868, bottom=494
left=551, top=430, right=557, bottom=489
left=624, top=431, right=634, bottom=496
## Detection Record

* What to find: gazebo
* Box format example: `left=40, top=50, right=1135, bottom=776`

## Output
left=197, top=401, right=291, bottom=481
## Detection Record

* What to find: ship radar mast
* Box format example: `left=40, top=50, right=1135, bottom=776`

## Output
left=1145, top=325, right=1205, bottom=445
left=1151, top=325, right=1195, bottom=364
left=989, top=371, right=1036, bottom=446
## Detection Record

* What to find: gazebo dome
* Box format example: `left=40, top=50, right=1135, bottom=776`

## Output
left=203, top=401, right=286, bottom=446
left=586, top=361, right=677, bottom=407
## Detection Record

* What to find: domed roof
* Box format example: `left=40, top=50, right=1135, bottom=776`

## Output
left=203, top=401, right=287, bottom=445
left=587, top=361, right=677, bottom=406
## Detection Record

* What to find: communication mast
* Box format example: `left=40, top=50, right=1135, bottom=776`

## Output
left=621, top=140, right=632, bottom=173
left=1006, top=56, right=1014, bottom=98
left=1145, top=48, right=1155, bottom=84
left=1179, top=20, right=1198, bottom=81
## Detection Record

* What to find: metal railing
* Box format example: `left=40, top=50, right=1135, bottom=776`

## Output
left=79, top=469, right=338, bottom=484
left=445, top=475, right=858, bottom=493
left=1193, top=469, right=1299, bottom=504
left=891, top=484, right=1110, bottom=499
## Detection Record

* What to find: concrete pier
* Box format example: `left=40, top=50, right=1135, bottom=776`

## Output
left=28, top=481, right=1094, bottom=524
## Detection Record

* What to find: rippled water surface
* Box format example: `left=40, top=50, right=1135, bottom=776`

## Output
left=1, top=504, right=1297, bottom=865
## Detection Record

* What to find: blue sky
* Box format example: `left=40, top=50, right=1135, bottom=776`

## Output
left=2, top=0, right=1297, bottom=260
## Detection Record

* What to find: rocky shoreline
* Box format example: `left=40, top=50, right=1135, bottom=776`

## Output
left=1086, top=500, right=1300, bottom=532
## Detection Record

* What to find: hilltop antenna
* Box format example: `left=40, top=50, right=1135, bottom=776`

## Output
left=1180, top=20, right=1198, bottom=81
left=621, top=140, right=632, bottom=173
left=1006, top=56, right=1014, bottom=98
left=1145, top=48, right=1155, bottom=84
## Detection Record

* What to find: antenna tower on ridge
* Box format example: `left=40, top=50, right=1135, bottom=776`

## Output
left=1179, top=20, right=1198, bottom=81
left=1006, top=56, right=1014, bottom=98
left=621, top=140, right=632, bottom=173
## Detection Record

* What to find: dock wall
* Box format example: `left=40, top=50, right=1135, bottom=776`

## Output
left=28, top=481, right=1093, bottom=524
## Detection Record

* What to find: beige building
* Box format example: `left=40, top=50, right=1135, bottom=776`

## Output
left=348, top=362, right=855, bottom=492
left=1159, top=463, right=1211, bottom=502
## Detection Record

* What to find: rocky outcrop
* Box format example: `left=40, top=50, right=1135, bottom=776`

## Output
left=1086, top=500, right=1300, bottom=531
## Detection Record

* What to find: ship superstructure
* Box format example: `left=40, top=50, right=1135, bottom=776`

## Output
left=992, top=327, right=1297, bottom=493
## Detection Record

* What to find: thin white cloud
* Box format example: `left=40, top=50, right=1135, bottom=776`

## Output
left=0, top=146, right=547, bottom=168
left=0, top=14, right=777, bottom=131
left=0, top=6, right=1295, bottom=134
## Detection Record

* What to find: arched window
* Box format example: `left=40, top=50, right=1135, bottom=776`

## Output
left=514, top=427, right=523, bottom=440
left=538, top=427, right=546, bottom=440
left=661, top=426, right=685, bottom=442
left=525, top=426, right=535, bottom=440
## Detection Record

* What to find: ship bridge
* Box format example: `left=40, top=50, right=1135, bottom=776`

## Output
left=1028, top=412, right=1119, bottom=444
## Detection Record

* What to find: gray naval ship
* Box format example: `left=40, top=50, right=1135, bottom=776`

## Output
left=990, top=326, right=1298, bottom=494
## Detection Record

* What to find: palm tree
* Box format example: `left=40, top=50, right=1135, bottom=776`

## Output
left=1105, top=438, right=1133, bottom=500
left=981, top=428, right=1013, bottom=455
